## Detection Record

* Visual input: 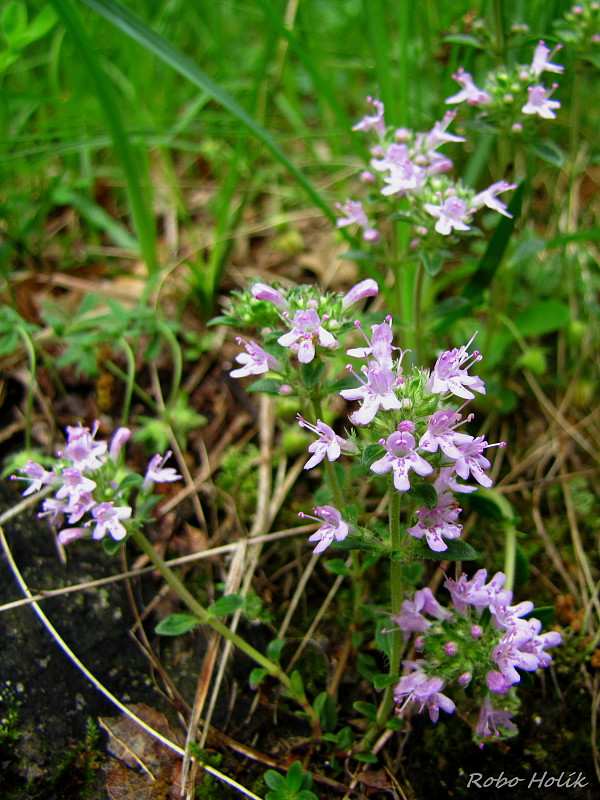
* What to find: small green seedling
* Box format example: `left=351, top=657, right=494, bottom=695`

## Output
left=263, top=761, right=318, bottom=800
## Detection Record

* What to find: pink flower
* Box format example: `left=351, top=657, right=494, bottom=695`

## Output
left=352, top=96, right=386, bottom=137
left=296, top=415, right=357, bottom=470
left=341, top=363, right=403, bottom=425
left=89, top=502, right=132, bottom=541
left=476, top=695, right=517, bottom=738
left=394, top=663, right=455, bottom=723
left=335, top=200, right=379, bottom=242
left=426, top=334, right=486, bottom=400
left=419, top=409, right=473, bottom=460
left=347, top=317, right=396, bottom=369
left=445, top=68, right=491, bottom=106
left=14, top=460, right=57, bottom=496
left=530, top=41, right=563, bottom=78
left=143, top=452, right=181, bottom=492
left=230, top=338, right=281, bottom=378
left=453, top=436, right=505, bottom=488
left=407, top=492, right=463, bottom=552
left=423, top=195, right=473, bottom=235
left=299, top=505, right=349, bottom=553
left=277, top=309, right=338, bottom=364
left=522, top=84, right=561, bottom=119
left=370, top=423, right=433, bottom=491
left=472, top=180, right=516, bottom=218
left=62, top=422, right=107, bottom=471
left=250, top=282, right=289, bottom=309
left=340, top=278, right=379, bottom=309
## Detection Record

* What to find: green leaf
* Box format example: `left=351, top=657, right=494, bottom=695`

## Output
left=263, top=769, right=286, bottom=791
left=529, top=140, right=565, bottom=168
left=324, top=558, right=351, bottom=576
left=267, top=638, right=285, bottom=662
left=353, top=751, right=378, bottom=763
left=290, top=670, right=305, bottom=698
left=373, top=673, right=398, bottom=690
left=514, top=301, right=571, bottom=337
left=247, top=378, right=286, bottom=395
left=249, top=668, right=268, bottom=689
left=2, top=1, right=27, bottom=40
left=361, top=442, right=384, bottom=467
left=208, top=594, right=244, bottom=617
left=411, top=539, right=479, bottom=561
left=102, top=537, right=125, bottom=556
left=442, top=33, right=485, bottom=48
left=353, top=701, right=377, bottom=721
left=299, top=359, right=326, bottom=391
left=48, top=0, right=157, bottom=273
left=285, top=761, right=304, bottom=793
left=407, top=482, right=438, bottom=510
left=314, top=692, right=338, bottom=733
left=155, top=613, right=199, bottom=636
left=326, top=374, right=360, bottom=393
left=386, top=716, right=404, bottom=731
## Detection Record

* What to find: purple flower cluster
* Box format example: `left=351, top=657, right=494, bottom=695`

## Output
left=14, top=423, right=180, bottom=545
left=345, top=100, right=516, bottom=237
left=297, top=315, right=503, bottom=553
left=446, top=41, right=563, bottom=124
left=392, top=571, right=561, bottom=737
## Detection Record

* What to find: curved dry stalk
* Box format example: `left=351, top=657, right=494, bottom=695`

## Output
left=0, top=524, right=316, bottom=614
left=0, top=526, right=262, bottom=800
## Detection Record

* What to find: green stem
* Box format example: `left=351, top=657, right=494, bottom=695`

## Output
left=131, top=528, right=319, bottom=727
left=503, top=522, right=517, bottom=594
left=17, top=326, right=37, bottom=453
left=360, top=481, right=404, bottom=749
left=158, top=322, right=183, bottom=409
left=117, top=337, right=136, bottom=426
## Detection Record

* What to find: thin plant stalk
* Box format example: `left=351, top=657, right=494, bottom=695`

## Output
left=130, top=528, right=319, bottom=729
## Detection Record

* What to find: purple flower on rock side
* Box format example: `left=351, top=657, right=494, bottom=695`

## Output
left=423, top=195, right=473, bottom=235
left=426, top=334, right=486, bottom=400
left=476, top=695, right=518, bottom=739
left=445, top=68, right=491, bottom=106
left=296, top=415, right=358, bottom=470
left=491, top=628, right=542, bottom=685
left=407, top=492, right=463, bottom=552
left=335, top=200, right=379, bottom=242
left=352, top=95, right=386, bottom=137
left=55, top=467, right=97, bottom=505
left=340, top=278, right=379, bottom=309
left=109, top=427, right=132, bottom=462
left=521, top=84, right=561, bottom=119
left=299, top=505, right=349, bottom=554
left=341, top=362, right=403, bottom=425
left=394, top=662, right=456, bottom=723
left=62, top=422, right=107, bottom=471
left=370, top=422, right=433, bottom=492
left=89, top=501, right=132, bottom=541
left=278, top=309, right=338, bottom=364
left=14, top=460, right=57, bottom=496
left=142, top=452, right=181, bottom=493
left=230, top=338, right=281, bottom=379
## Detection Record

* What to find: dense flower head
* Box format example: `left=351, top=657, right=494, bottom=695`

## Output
left=444, top=42, right=563, bottom=136
left=13, top=422, right=181, bottom=545
left=392, top=571, right=561, bottom=736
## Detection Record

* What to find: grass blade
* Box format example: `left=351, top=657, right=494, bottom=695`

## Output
left=48, top=0, right=158, bottom=274
left=77, top=0, right=337, bottom=226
